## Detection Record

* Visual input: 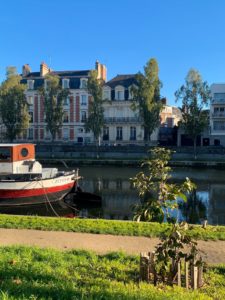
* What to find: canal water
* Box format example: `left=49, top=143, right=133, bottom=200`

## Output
left=1, top=165, right=225, bottom=225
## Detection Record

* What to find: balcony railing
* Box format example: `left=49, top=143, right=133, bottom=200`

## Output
left=212, top=113, right=225, bottom=118
left=212, top=99, right=225, bottom=104
left=104, top=117, right=141, bottom=123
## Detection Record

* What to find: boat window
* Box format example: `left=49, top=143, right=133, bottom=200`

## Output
left=0, top=147, right=11, bottom=161
left=21, top=148, right=29, bottom=157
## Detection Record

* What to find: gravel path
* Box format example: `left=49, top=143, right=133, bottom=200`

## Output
left=0, top=228, right=224, bottom=264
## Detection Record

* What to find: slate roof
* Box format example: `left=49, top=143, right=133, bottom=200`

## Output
left=105, top=74, right=137, bottom=89
left=21, top=69, right=91, bottom=90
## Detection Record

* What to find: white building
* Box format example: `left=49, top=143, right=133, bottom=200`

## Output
left=210, top=83, right=225, bottom=146
left=102, top=75, right=158, bottom=145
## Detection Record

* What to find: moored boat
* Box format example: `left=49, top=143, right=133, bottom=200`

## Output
left=0, top=143, right=79, bottom=206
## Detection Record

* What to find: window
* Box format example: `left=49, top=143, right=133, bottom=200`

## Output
left=63, top=111, right=69, bottom=123
left=63, top=97, right=69, bottom=106
left=45, top=129, right=51, bottom=140
left=63, top=128, right=69, bottom=140
left=115, top=86, right=124, bottom=100
left=116, top=127, right=123, bottom=140
left=81, top=95, right=87, bottom=106
left=0, top=147, right=11, bottom=160
left=117, top=90, right=124, bottom=100
left=80, top=79, right=87, bottom=89
left=27, top=80, right=34, bottom=90
left=29, top=111, right=33, bottom=123
left=81, top=111, right=87, bottom=122
left=103, top=127, right=109, bottom=141
left=213, top=121, right=225, bottom=130
left=62, top=79, right=70, bottom=89
left=130, top=126, right=136, bottom=140
left=103, top=89, right=111, bottom=100
left=78, top=128, right=84, bottom=133
left=28, top=128, right=33, bottom=139
left=21, top=148, right=28, bottom=157
left=27, top=96, right=33, bottom=105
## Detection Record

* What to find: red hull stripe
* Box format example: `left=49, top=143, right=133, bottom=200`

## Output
left=0, top=182, right=75, bottom=199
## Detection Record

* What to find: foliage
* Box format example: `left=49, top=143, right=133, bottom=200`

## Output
left=132, top=58, right=162, bottom=142
left=85, top=70, right=105, bottom=145
left=179, top=191, right=207, bottom=224
left=39, top=74, right=70, bottom=141
left=0, top=246, right=223, bottom=299
left=175, top=69, right=211, bottom=156
left=132, top=148, right=195, bottom=223
left=154, top=222, right=204, bottom=284
left=0, top=67, right=30, bottom=142
left=0, top=215, right=224, bottom=241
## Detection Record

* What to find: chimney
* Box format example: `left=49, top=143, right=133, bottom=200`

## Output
left=95, top=60, right=107, bottom=82
left=40, top=62, right=50, bottom=77
left=22, top=64, right=31, bottom=77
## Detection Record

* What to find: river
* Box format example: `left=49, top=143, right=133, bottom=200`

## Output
left=1, top=165, right=225, bottom=225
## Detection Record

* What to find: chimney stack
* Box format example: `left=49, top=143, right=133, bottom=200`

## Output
left=95, top=60, right=107, bottom=82
left=22, top=64, right=31, bottom=77
left=40, top=62, right=50, bottom=77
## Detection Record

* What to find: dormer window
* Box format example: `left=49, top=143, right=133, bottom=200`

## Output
left=62, top=79, right=70, bottom=89
left=27, top=80, right=34, bottom=90
left=80, top=79, right=88, bottom=89
left=103, top=87, right=111, bottom=100
left=128, top=86, right=134, bottom=100
left=115, top=85, right=124, bottom=100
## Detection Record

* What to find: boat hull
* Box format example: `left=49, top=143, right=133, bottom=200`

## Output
left=0, top=174, right=76, bottom=206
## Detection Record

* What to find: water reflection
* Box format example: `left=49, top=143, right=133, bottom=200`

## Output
left=0, top=165, right=225, bottom=225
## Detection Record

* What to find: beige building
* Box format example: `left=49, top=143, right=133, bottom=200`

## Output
left=102, top=74, right=158, bottom=145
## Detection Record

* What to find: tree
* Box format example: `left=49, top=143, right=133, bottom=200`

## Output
left=0, top=67, right=30, bottom=142
left=132, top=147, right=195, bottom=223
left=85, top=70, right=104, bottom=145
left=175, top=69, right=211, bottom=157
left=132, top=58, right=162, bottom=142
left=39, top=74, right=70, bottom=141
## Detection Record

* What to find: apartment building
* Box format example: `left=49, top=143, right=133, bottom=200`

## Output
left=210, top=83, right=225, bottom=146
left=102, top=74, right=158, bottom=145
left=20, top=61, right=106, bottom=143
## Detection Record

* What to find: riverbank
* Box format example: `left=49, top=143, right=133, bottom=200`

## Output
left=38, top=157, right=225, bottom=168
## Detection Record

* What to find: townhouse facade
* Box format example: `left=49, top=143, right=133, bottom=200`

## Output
left=102, top=74, right=158, bottom=145
left=20, top=60, right=106, bottom=144
left=0, top=61, right=181, bottom=145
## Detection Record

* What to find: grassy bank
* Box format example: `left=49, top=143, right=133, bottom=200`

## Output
left=0, top=246, right=224, bottom=300
left=0, top=214, right=225, bottom=240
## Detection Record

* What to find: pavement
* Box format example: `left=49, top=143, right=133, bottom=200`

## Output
left=0, top=228, right=225, bottom=264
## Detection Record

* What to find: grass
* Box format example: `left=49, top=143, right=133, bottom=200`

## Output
left=0, top=246, right=223, bottom=299
left=0, top=214, right=225, bottom=240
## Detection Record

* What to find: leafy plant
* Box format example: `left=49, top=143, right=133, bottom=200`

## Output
left=132, top=147, right=195, bottom=223
left=154, top=222, right=204, bottom=285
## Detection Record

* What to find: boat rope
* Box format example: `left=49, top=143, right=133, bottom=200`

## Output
left=37, top=178, right=60, bottom=217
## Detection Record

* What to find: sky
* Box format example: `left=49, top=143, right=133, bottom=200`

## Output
left=1, top=0, right=225, bottom=106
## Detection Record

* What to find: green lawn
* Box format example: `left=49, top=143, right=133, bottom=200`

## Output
left=0, top=246, right=224, bottom=300
left=0, top=214, right=225, bottom=240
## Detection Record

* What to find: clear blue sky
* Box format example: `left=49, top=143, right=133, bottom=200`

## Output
left=1, top=0, right=225, bottom=105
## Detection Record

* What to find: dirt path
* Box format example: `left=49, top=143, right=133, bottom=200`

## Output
left=0, top=228, right=224, bottom=264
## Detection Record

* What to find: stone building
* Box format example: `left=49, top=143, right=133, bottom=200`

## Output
left=20, top=60, right=106, bottom=143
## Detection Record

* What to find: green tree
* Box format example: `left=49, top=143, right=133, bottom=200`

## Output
left=85, top=70, right=104, bottom=145
left=132, top=58, right=162, bottom=142
left=132, top=147, right=195, bottom=223
left=175, top=69, right=211, bottom=157
left=39, top=74, right=70, bottom=141
left=0, top=67, right=30, bottom=142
